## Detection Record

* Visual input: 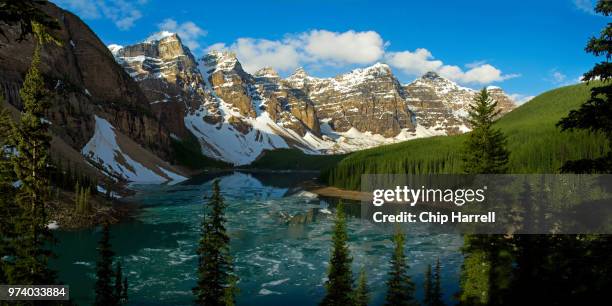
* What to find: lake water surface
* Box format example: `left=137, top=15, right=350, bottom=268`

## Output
left=51, top=171, right=463, bottom=305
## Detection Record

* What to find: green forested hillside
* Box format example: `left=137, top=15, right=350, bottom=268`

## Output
left=245, top=148, right=347, bottom=171
left=323, top=82, right=610, bottom=190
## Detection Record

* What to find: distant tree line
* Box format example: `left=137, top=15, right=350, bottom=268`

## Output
left=50, top=158, right=99, bottom=196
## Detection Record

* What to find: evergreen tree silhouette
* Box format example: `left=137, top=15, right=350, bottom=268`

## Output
left=320, top=201, right=354, bottom=306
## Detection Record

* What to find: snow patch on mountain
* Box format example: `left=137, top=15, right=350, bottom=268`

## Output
left=107, top=44, right=123, bottom=56
left=205, top=50, right=240, bottom=74
left=82, top=116, right=186, bottom=184
left=314, top=120, right=446, bottom=153
left=145, top=31, right=177, bottom=43
left=185, top=110, right=290, bottom=165
left=184, top=79, right=323, bottom=165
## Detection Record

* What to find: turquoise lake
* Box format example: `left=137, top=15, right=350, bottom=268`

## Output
left=51, top=171, right=463, bottom=305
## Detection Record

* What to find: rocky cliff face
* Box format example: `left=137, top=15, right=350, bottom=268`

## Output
left=286, top=63, right=415, bottom=138
left=111, top=44, right=327, bottom=164
left=109, top=32, right=204, bottom=139
left=404, top=71, right=515, bottom=134
left=253, top=67, right=321, bottom=136
left=0, top=3, right=184, bottom=183
left=200, top=51, right=320, bottom=137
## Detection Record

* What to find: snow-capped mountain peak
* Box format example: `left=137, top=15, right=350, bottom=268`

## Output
left=254, top=67, right=280, bottom=79
left=421, top=71, right=444, bottom=80
left=144, top=31, right=178, bottom=43
left=107, top=44, right=123, bottom=56
left=286, top=67, right=310, bottom=82
left=404, top=71, right=516, bottom=135
left=359, top=62, right=393, bottom=75
left=202, top=50, right=242, bottom=74
left=333, top=62, right=393, bottom=85
left=408, top=71, right=473, bottom=94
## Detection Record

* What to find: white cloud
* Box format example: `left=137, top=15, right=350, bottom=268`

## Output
left=545, top=69, right=572, bottom=85
left=207, top=29, right=517, bottom=85
left=156, top=19, right=207, bottom=51
left=55, top=0, right=145, bottom=30
left=386, top=48, right=518, bottom=84
left=508, top=93, right=535, bottom=105
left=99, top=1, right=142, bottom=31
left=229, top=38, right=301, bottom=73
left=551, top=70, right=567, bottom=83
left=574, top=0, right=595, bottom=14
left=205, top=43, right=228, bottom=53
left=300, top=30, right=385, bottom=65
left=385, top=49, right=443, bottom=75
left=208, top=30, right=386, bottom=73
left=442, top=64, right=519, bottom=84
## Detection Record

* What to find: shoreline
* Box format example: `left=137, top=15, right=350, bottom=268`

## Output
left=50, top=168, right=355, bottom=230
left=301, top=180, right=370, bottom=202
left=48, top=189, right=140, bottom=231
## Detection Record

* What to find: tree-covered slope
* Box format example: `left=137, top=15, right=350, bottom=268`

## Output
left=323, top=82, right=610, bottom=190
left=244, top=148, right=347, bottom=171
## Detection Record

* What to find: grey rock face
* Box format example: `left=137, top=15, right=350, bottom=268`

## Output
left=404, top=71, right=515, bottom=134
left=285, top=63, right=416, bottom=137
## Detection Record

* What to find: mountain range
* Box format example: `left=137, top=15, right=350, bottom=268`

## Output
left=110, top=32, right=515, bottom=164
left=0, top=3, right=516, bottom=183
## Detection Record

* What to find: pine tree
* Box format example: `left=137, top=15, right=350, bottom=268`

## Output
left=432, top=258, right=444, bottom=306
left=553, top=3, right=612, bottom=295
left=114, top=261, right=123, bottom=304
left=74, top=182, right=91, bottom=215
left=320, top=201, right=354, bottom=306
left=462, top=88, right=510, bottom=174
left=0, top=101, right=17, bottom=284
left=353, top=266, right=369, bottom=306
left=193, top=180, right=236, bottom=306
left=508, top=180, right=548, bottom=303
left=556, top=1, right=612, bottom=173
left=384, top=229, right=416, bottom=306
left=460, top=234, right=512, bottom=305
left=424, top=264, right=433, bottom=306
left=94, top=223, right=116, bottom=306
left=460, top=88, right=511, bottom=305
left=7, top=31, right=57, bottom=285
left=423, top=259, right=445, bottom=306
left=459, top=235, right=490, bottom=305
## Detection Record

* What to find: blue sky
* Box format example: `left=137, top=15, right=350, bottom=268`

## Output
left=53, top=0, right=608, bottom=102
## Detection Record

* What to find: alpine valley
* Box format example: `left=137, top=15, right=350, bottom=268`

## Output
left=0, top=3, right=516, bottom=184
